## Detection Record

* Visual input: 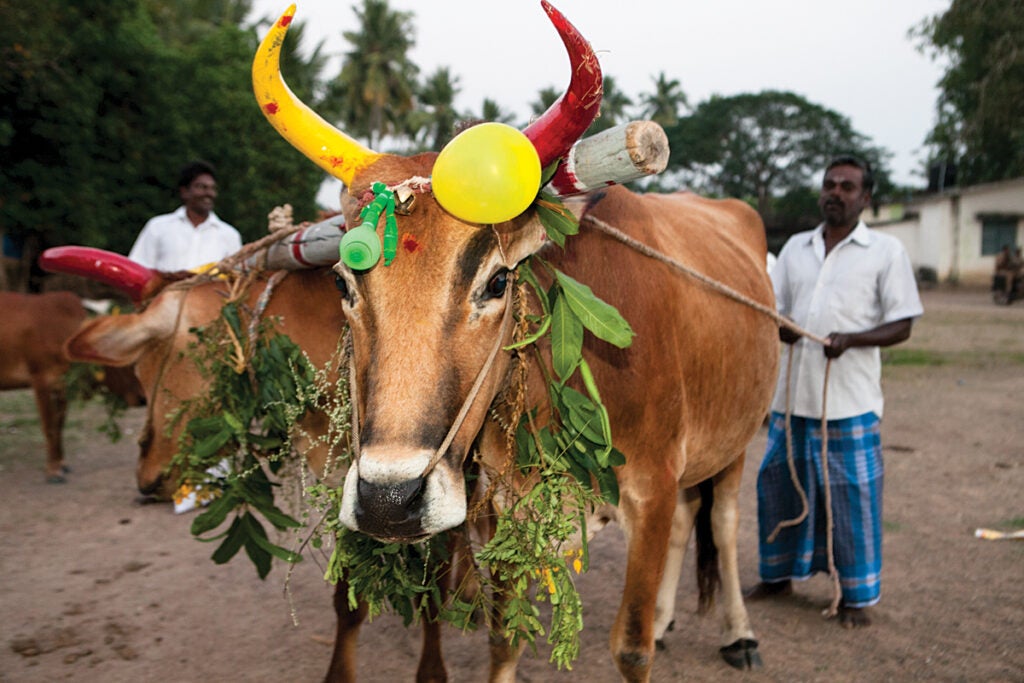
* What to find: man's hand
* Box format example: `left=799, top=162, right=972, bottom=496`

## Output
left=824, top=332, right=854, bottom=358
left=779, top=323, right=801, bottom=345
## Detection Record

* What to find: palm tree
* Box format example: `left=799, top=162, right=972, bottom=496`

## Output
left=530, top=86, right=561, bottom=118
left=639, top=71, right=688, bottom=127
left=479, top=98, right=517, bottom=126
left=417, top=67, right=461, bottom=151
left=325, top=0, right=418, bottom=149
left=585, top=75, right=634, bottom=137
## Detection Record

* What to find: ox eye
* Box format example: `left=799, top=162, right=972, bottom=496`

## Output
left=334, top=273, right=351, bottom=300
left=485, top=269, right=510, bottom=299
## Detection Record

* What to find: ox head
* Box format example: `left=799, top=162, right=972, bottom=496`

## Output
left=40, top=246, right=348, bottom=498
left=40, top=247, right=193, bottom=496
left=255, top=2, right=602, bottom=541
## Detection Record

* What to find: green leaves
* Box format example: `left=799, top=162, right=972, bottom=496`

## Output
left=553, top=271, right=635, bottom=350
left=174, top=300, right=321, bottom=579
left=536, top=191, right=580, bottom=248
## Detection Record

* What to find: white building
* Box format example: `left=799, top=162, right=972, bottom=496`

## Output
left=864, top=176, right=1024, bottom=286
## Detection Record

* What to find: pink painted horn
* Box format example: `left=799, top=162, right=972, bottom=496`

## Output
left=39, top=247, right=160, bottom=303
left=522, top=0, right=603, bottom=168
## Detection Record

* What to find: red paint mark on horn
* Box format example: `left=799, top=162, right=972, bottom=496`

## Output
left=263, top=102, right=279, bottom=115
left=289, top=228, right=314, bottom=267
left=38, top=247, right=158, bottom=302
left=278, top=15, right=293, bottom=28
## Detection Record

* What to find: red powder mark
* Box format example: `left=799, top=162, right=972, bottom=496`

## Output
left=327, top=156, right=345, bottom=169
left=263, top=102, right=279, bottom=115
left=402, top=234, right=421, bottom=254
left=279, top=15, right=293, bottom=28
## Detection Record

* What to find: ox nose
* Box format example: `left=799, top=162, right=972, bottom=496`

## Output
left=354, top=476, right=427, bottom=539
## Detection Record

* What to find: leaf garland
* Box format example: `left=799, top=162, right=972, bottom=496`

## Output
left=172, top=298, right=319, bottom=578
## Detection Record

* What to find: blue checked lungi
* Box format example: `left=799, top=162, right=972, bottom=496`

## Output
left=756, top=411, right=883, bottom=608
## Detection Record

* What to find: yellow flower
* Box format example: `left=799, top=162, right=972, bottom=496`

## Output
left=172, top=484, right=194, bottom=505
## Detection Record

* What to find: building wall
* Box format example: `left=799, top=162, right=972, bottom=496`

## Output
left=866, top=177, right=1024, bottom=285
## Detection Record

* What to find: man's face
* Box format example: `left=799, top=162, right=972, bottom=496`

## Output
left=818, top=164, right=870, bottom=229
left=180, top=173, right=217, bottom=218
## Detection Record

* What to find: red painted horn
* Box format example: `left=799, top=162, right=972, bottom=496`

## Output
left=522, top=1, right=603, bottom=168
left=39, top=247, right=159, bottom=303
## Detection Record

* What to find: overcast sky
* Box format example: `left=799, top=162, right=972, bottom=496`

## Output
left=248, top=0, right=950, bottom=196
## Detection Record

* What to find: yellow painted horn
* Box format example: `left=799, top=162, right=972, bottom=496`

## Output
left=252, top=5, right=380, bottom=185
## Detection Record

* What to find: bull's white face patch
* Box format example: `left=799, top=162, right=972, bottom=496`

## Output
left=338, top=451, right=467, bottom=539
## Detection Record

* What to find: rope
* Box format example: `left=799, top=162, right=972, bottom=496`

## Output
left=818, top=361, right=842, bottom=617
left=419, top=286, right=515, bottom=479
left=582, top=215, right=830, bottom=346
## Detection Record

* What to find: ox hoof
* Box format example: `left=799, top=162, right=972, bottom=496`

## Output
left=46, top=466, right=70, bottom=484
left=720, top=639, right=762, bottom=670
left=654, top=619, right=675, bottom=651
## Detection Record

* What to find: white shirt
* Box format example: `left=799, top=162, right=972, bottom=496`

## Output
left=128, top=207, right=242, bottom=271
left=770, top=221, right=923, bottom=419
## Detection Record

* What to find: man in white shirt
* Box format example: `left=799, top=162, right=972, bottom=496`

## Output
left=128, top=161, right=242, bottom=272
left=746, top=156, right=923, bottom=628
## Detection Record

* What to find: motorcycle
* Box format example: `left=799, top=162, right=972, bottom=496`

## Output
left=991, top=272, right=1022, bottom=305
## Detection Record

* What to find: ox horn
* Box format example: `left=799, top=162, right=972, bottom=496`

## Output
left=523, top=1, right=604, bottom=168
left=253, top=5, right=382, bottom=186
left=39, top=247, right=160, bottom=303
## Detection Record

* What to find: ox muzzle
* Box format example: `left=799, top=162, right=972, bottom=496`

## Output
left=338, top=449, right=467, bottom=542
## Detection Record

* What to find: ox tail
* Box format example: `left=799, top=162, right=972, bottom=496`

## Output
left=695, top=478, right=721, bottom=615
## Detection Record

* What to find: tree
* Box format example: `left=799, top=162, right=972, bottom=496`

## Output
left=913, top=0, right=1024, bottom=184
left=639, top=71, right=688, bottom=127
left=530, top=86, right=560, bottom=117
left=415, top=67, right=462, bottom=151
left=0, top=0, right=327, bottom=268
left=478, top=98, right=517, bottom=126
left=324, top=0, right=418, bottom=150
left=666, top=90, right=891, bottom=215
left=584, top=75, right=634, bottom=137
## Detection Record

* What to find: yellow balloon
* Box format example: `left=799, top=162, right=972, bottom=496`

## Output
left=432, top=122, right=542, bottom=224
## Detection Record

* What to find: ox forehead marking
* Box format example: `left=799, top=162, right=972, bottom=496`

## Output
left=402, top=234, right=421, bottom=254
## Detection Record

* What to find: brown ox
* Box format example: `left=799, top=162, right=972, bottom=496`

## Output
left=0, top=290, right=144, bottom=481
left=255, top=2, right=777, bottom=681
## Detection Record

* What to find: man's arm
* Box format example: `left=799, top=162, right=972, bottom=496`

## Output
left=824, top=318, right=914, bottom=359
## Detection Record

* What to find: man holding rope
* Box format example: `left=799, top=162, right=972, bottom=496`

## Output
left=746, top=156, right=923, bottom=628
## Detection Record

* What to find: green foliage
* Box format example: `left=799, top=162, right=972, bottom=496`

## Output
left=0, top=0, right=325, bottom=256
left=64, top=363, right=132, bottom=442
left=174, top=298, right=320, bottom=579
left=913, top=0, right=1024, bottom=184
left=665, top=90, right=893, bottom=211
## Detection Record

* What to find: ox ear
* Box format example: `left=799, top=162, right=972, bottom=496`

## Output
left=64, top=291, right=185, bottom=366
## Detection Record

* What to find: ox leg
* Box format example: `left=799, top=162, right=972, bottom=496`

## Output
left=610, top=488, right=676, bottom=682
left=324, top=579, right=368, bottom=683
left=654, top=488, right=700, bottom=649
left=711, top=456, right=761, bottom=670
left=416, top=603, right=447, bottom=683
left=415, top=545, right=453, bottom=683
left=31, top=375, right=68, bottom=482
left=486, top=577, right=527, bottom=683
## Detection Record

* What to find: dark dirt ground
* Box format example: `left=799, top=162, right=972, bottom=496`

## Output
left=1, top=286, right=1022, bottom=682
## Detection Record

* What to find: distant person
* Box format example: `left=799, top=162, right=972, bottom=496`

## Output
left=128, top=160, right=242, bottom=272
left=746, top=156, right=923, bottom=628
left=993, top=245, right=1020, bottom=297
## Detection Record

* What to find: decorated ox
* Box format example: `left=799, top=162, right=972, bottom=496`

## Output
left=255, top=2, right=777, bottom=681
left=0, top=290, right=144, bottom=482
left=40, top=244, right=347, bottom=498
left=42, top=108, right=669, bottom=678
